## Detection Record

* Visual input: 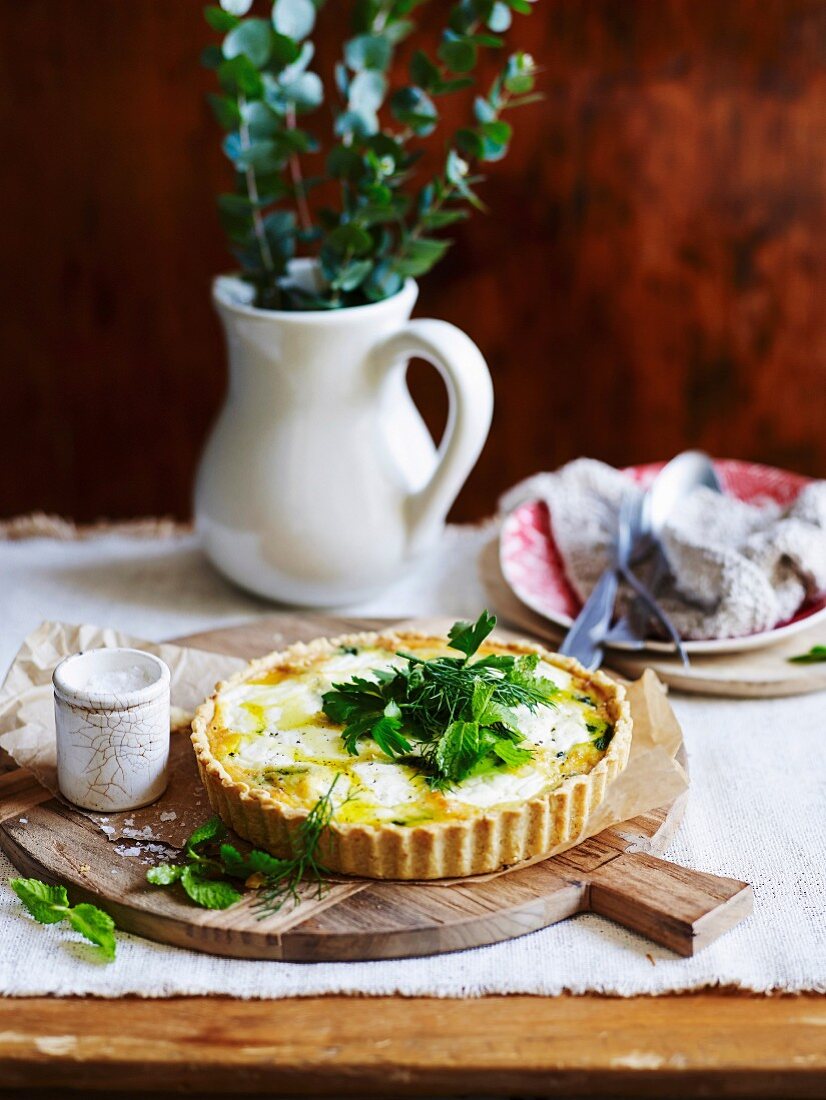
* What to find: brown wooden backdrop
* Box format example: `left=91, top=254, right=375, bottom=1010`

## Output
left=2, top=0, right=825, bottom=524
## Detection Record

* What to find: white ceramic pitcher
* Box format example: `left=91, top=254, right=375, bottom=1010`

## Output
left=195, top=261, right=493, bottom=605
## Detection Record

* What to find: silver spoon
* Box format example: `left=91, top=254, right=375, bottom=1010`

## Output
left=606, top=451, right=722, bottom=655
left=644, top=451, right=722, bottom=547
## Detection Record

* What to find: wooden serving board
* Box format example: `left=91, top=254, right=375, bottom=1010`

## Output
left=481, top=540, right=826, bottom=698
left=0, top=615, right=752, bottom=961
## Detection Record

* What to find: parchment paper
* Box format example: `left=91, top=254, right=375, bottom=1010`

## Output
left=0, top=620, right=688, bottom=872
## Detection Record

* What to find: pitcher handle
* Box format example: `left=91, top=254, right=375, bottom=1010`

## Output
left=372, top=319, right=493, bottom=553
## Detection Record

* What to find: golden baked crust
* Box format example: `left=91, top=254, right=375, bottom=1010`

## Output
left=190, top=631, right=632, bottom=879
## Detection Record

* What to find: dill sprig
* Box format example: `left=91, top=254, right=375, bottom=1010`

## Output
left=322, top=611, right=559, bottom=787
left=253, top=776, right=339, bottom=918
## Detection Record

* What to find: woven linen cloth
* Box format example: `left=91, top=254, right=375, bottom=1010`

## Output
left=502, top=459, right=826, bottom=640
left=0, top=523, right=824, bottom=997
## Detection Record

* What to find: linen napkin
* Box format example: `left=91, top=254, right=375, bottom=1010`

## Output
left=502, top=458, right=826, bottom=640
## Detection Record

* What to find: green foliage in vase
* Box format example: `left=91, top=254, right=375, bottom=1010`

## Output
left=203, top=0, right=541, bottom=309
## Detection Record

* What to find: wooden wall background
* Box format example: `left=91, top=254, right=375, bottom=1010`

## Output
left=2, top=0, right=825, bottom=523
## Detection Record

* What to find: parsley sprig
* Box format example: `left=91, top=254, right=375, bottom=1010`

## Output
left=9, top=878, right=117, bottom=961
left=147, top=778, right=339, bottom=916
left=321, top=611, right=559, bottom=787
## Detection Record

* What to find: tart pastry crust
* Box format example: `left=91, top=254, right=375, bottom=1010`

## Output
left=190, top=631, right=632, bottom=880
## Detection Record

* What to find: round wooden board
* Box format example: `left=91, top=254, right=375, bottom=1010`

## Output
left=481, top=539, right=826, bottom=698
left=0, top=615, right=751, bottom=961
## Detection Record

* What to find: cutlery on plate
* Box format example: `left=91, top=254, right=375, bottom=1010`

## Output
left=560, top=451, right=721, bottom=668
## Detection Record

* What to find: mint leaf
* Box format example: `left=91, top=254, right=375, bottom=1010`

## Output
left=492, top=740, right=533, bottom=768
left=219, top=844, right=252, bottom=878
left=186, top=816, right=227, bottom=854
left=247, top=849, right=292, bottom=876
left=789, top=645, right=826, bottom=664
left=10, top=878, right=117, bottom=961
left=435, top=720, right=479, bottom=778
left=181, top=865, right=242, bottom=909
left=146, top=864, right=184, bottom=885
left=447, top=610, right=497, bottom=659
left=67, top=903, right=117, bottom=961
left=471, top=679, right=496, bottom=721
left=10, top=878, right=68, bottom=924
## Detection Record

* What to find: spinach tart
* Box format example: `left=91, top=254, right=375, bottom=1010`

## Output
left=191, top=616, right=632, bottom=880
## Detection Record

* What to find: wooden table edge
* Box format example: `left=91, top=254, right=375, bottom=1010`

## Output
left=0, top=992, right=823, bottom=1097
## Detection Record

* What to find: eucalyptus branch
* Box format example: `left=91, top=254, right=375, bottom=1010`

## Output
left=203, top=0, right=541, bottom=309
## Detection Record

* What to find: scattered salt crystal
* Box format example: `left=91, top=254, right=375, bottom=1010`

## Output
left=159, top=811, right=177, bottom=822
left=18, top=818, right=27, bottom=825
left=115, top=844, right=144, bottom=858
left=111, top=839, right=175, bottom=865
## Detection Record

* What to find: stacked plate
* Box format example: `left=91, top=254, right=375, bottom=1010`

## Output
left=496, top=459, right=826, bottom=697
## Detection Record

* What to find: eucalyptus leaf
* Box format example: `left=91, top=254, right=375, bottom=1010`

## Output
left=348, top=69, right=387, bottom=114
left=420, top=208, right=469, bottom=228
left=345, top=33, right=392, bottom=72
left=218, top=55, right=264, bottom=98
left=282, top=70, right=323, bottom=110
left=242, top=99, right=280, bottom=138
left=488, top=2, right=511, bottom=31
left=390, top=86, right=437, bottom=135
left=331, top=258, right=374, bottom=292
left=363, top=261, right=403, bottom=301
left=270, top=31, right=302, bottom=65
left=482, top=118, right=511, bottom=141
left=393, top=236, right=451, bottom=277
left=222, top=19, right=274, bottom=68
left=209, top=92, right=242, bottom=130
left=450, top=0, right=495, bottom=35
left=335, top=108, right=378, bottom=140
left=279, top=40, right=314, bottom=82
left=385, top=18, right=415, bottom=44
left=205, top=6, right=240, bottom=32
left=264, top=209, right=297, bottom=257
left=220, top=0, right=254, bottom=13
left=327, top=223, right=373, bottom=256
left=438, top=34, right=477, bottom=74
left=474, top=95, right=496, bottom=123
left=409, top=50, right=441, bottom=91
left=272, top=0, right=316, bottom=41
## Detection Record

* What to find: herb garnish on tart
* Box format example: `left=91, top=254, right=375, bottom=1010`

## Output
left=190, top=614, right=632, bottom=879
left=321, top=611, right=570, bottom=787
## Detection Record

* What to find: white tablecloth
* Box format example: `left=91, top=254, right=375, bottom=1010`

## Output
left=1, top=526, right=824, bottom=997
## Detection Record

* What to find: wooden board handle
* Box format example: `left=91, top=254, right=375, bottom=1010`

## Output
left=587, top=852, right=753, bottom=957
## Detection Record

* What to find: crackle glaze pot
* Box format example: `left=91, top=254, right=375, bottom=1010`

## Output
left=195, top=261, right=493, bottom=605
left=53, top=648, right=171, bottom=812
